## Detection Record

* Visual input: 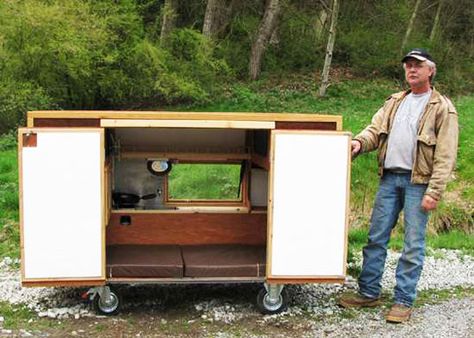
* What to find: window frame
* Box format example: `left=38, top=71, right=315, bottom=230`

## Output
left=164, top=160, right=250, bottom=207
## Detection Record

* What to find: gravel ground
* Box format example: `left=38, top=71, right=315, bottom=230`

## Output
left=0, top=249, right=473, bottom=337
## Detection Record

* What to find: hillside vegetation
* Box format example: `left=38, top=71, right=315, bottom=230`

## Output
left=1, top=0, right=474, bottom=134
left=0, top=1, right=473, bottom=257
left=1, top=77, right=473, bottom=259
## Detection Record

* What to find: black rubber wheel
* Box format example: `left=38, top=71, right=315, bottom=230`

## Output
left=256, top=287, right=288, bottom=315
left=93, top=287, right=122, bottom=316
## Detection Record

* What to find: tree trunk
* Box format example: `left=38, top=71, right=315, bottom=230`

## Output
left=318, top=0, right=339, bottom=97
left=315, top=6, right=329, bottom=42
left=203, top=0, right=219, bottom=37
left=160, top=0, right=178, bottom=48
left=429, top=0, right=443, bottom=42
left=203, top=0, right=236, bottom=38
left=400, top=0, right=422, bottom=54
left=249, top=0, right=281, bottom=80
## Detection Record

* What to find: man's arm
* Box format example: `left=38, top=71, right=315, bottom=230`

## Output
left=424, top=99, right=459, bottom=203
left=353, top=102, right=389, bottom=155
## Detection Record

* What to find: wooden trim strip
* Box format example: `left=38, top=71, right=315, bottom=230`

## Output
left=110, top=207, right=250, bottom=214
left=22, top=279, right=106, bottom=288
left=100, top=129, right=106, bottom=280
left=107, top=277, right=265, bottom=284
left=28, top=110, right=342, bottom=124
left=18, top=129, right=26, bottom=281
left=266, top=131, right=276, bottom=278
left=101, top=119, right=276, bottom=129
left=342, top=134, right=352, bottom=276
left=266, top=278, right=345, bottom=284
left=275, top=121, right=338, bottom=131
left=121, top=151, right=251, bottom=161
left=33, top=118, right=100, bottom=128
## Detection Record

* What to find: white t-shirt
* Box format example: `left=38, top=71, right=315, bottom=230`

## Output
left=384, top=90, right=432, bottom=170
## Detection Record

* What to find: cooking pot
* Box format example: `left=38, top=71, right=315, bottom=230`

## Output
left=112, top=192, right=157, bottom=208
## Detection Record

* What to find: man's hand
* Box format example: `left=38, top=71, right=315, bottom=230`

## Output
left=421, top=195, right=438, bottom=211
left=351, top=140, right=362, bottom=158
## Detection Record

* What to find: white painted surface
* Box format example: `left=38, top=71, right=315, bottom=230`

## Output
left=22, top=131, right=103, bottom=279
left=270, top=132, right=350, bottom=277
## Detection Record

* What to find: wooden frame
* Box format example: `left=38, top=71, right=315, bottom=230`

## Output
left=164, top=161, right=250, bottom=208
left=27, top=110, right=342, bottom=131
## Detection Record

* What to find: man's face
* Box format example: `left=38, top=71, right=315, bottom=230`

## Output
left=404, top=58, right=433, bottom=91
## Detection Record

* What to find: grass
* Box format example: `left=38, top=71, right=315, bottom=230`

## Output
left=0, top=133, right=19, bottom=258
left=168, top=163, right=242, bottom=200
left=0, top=301, right=62, bottom=331
left=452, top=95, right=474, bottom=201
left=416, top=286, right=474, bottom=307
left=348, top=228, right=474, bottom=255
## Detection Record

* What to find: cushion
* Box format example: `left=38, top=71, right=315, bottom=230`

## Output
left=106, top=245, right=183, bottom=278
left=182, top=245, right=266, bottom=278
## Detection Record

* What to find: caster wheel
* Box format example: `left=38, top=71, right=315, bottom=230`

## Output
left=93, top=287, right=122, bottom=315
left=256, top=287, right=288, bottom=315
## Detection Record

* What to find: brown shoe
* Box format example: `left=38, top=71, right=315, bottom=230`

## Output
left=386, top=304, right=412, bottom=323
left=338, top=293, right=381, bottom=308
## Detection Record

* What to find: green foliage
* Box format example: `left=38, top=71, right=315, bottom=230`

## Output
left=167, top=28, right=232, bottom=103
left=337, top=1, right=407, bottom=78
left=0, top=147, right=19, bottom=258
left=0, top=0, right=232, bottom=124
left=0, top=0, right=115, bottom=107
left=107, top=30, right=232, bottom=106
left=0, top=131, right=17, bottom=151
left=0, top=0, right=472, bottom=115
left=0, top=81, right=56, bottom=135
left=0, top=147, right=18, bottom=215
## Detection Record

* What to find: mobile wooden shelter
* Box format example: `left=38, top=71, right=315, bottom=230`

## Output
left=18, top=111, right=351, bottom=314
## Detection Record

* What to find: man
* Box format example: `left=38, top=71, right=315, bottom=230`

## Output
left=339, top=48, right=459, bottom=323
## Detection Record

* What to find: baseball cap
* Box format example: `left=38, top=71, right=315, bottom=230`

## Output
left=401, top=48, right=434, bottom=63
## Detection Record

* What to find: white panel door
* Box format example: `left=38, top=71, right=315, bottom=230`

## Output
left=19, top=129, right=104, bottom=281
left=268, top=131, right=351, bottom=279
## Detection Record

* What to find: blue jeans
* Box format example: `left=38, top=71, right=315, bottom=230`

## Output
left=358, top=172, right=429, bottom=307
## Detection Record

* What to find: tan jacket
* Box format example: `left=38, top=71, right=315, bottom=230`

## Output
left=354, top=88, right=458, bottom=201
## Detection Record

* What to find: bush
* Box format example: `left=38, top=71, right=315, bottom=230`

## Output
left=0, top=81, right=57, bottom=135
left=0, top=0, right=144, bottom=108
left=101, top=31, right=232, bottom=107
left=167, top=28, right=232, bottom=102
